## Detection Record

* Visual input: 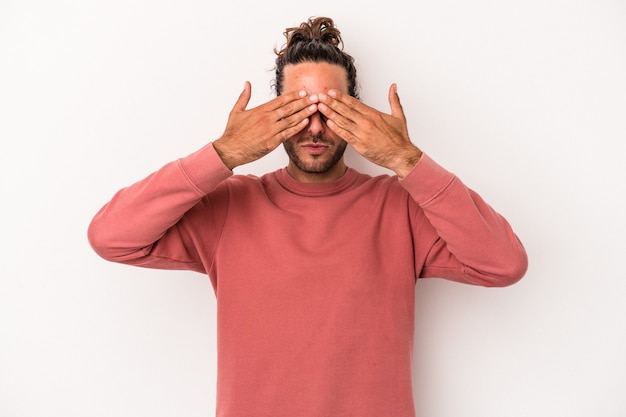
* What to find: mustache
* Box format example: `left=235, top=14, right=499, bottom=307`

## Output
left=298, top=136, right=333, bottom=146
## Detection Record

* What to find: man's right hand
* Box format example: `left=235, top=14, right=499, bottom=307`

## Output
left=212, top=81, right=319, bottom=170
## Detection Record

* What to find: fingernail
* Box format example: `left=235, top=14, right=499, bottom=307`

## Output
left=328, top=90, right=337, bottom=98
left=299, top=90, right=307, bottom=97
left=309, top=94, right=318, bottom=102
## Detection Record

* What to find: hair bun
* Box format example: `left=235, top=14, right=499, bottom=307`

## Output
left=284, top=17, right=343, bottom=50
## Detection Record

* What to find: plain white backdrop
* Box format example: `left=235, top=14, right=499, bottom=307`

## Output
left=1, top=0, right=625, bottom=416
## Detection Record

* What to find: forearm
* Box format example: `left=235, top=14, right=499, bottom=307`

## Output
left=402, top=154, right=528, bottom=286
left=88, top=143, right=232, bottom=264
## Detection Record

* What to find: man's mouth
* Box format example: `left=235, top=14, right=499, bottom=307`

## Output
left=301, top=143, right=330, bottom=154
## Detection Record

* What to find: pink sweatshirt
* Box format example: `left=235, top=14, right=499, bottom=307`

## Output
left=88, top=143, right=527, bottom=417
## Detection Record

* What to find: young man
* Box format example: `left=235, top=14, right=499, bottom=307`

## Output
left=88, top=16, right=527, bottom=417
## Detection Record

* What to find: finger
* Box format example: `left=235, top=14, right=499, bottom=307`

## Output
left=317, top=102, right=353, bottom=137
left=281, top=101, right=318, bottom=127
left=277, top=117, right=311, bottom=142
left=388, top=83, right=405, bottom=120
left=324, top=90, right=364, bottom=122
left=324, top=116, right=358, bottom=145
left=274, top=92, right=317, bottom=121
left=232, top=81, right=252, bottom=113
left=272, top=101, right=318, bottom=140
left=254, top=90, right=311, bottom=123
left=317, top=100, right=358, bottom=144
left=266, top=89, right=308, bottom=111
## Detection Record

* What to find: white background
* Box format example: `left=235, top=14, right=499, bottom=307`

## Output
left=1, top=0, right=625, bottom=416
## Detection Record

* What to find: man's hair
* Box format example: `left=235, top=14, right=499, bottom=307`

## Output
left=273, top=17, right=359, bottom=99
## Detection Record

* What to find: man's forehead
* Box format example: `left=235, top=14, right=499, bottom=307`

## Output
left=282, top=62, right=349, bottom=94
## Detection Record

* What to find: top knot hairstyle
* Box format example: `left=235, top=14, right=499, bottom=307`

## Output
left=273, top=17, right=359, bottom=99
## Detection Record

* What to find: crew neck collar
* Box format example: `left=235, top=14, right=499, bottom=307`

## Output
left=274, top=167, right=360, bottom=197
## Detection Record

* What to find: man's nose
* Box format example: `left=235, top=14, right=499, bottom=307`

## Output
left=307, top=111, right=326, bottom=135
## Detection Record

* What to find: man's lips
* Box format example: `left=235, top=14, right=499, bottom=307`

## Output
left=300, top=142, right=331, bottom=154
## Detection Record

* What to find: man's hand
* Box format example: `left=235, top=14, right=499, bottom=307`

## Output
left=318, top=84, right=422, bottom=178
left=213, top=81, right=319, bottom=170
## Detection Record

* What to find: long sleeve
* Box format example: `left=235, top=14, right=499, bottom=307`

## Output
left=87, top=143, right=233, bottom=273
left=401, top=154, right=528, bottom=287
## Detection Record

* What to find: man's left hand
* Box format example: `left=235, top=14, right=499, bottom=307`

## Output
left=318, top=83, right=422, bottom=178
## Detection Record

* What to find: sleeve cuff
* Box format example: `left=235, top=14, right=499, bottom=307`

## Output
left=398, top=153, right=457, bottom=205
left=177, top=143, right=233, bottom=195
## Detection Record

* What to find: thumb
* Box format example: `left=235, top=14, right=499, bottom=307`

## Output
left=388, top=83, right=404, bottom=119
left=232, top=81, right=252, bottom=112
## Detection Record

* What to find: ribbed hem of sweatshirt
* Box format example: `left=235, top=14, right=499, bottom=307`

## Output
left=399, top=153, right=457, bottom=206
left=177, top=142, right=233, bottom=195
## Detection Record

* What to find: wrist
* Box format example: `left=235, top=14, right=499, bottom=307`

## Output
left=212, top=139, right=238, bottom=170
left=393, top=146, right=423, bottom=179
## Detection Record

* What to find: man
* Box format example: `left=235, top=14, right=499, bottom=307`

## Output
left=88, top=16, right=527, bottom=417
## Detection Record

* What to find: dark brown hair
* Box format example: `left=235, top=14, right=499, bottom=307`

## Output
left=273, top=17, right=359, bottom=99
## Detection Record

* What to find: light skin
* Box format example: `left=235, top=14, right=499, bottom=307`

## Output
left=213, top=62, right=422, bottom=183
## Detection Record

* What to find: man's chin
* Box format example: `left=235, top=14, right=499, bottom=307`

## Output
left=292, top=159, right=336, bottom=174
left=283, top=142, right=347, bottom=174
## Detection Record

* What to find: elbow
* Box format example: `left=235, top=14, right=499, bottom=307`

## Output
left=494, top=263, right=527, bottom=287
left=87, top=219, right=115, bottom=262
left=87, top=217, right=152, bottom=264
left=505, top=242, right=529, bottom=286
left=511, top=252, right=529, bottom=284
left=482, top=249, right=529, bottom=288
left=486, top=233, right=530, bottom=287
left=87, top=218, right=135, bottom=263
